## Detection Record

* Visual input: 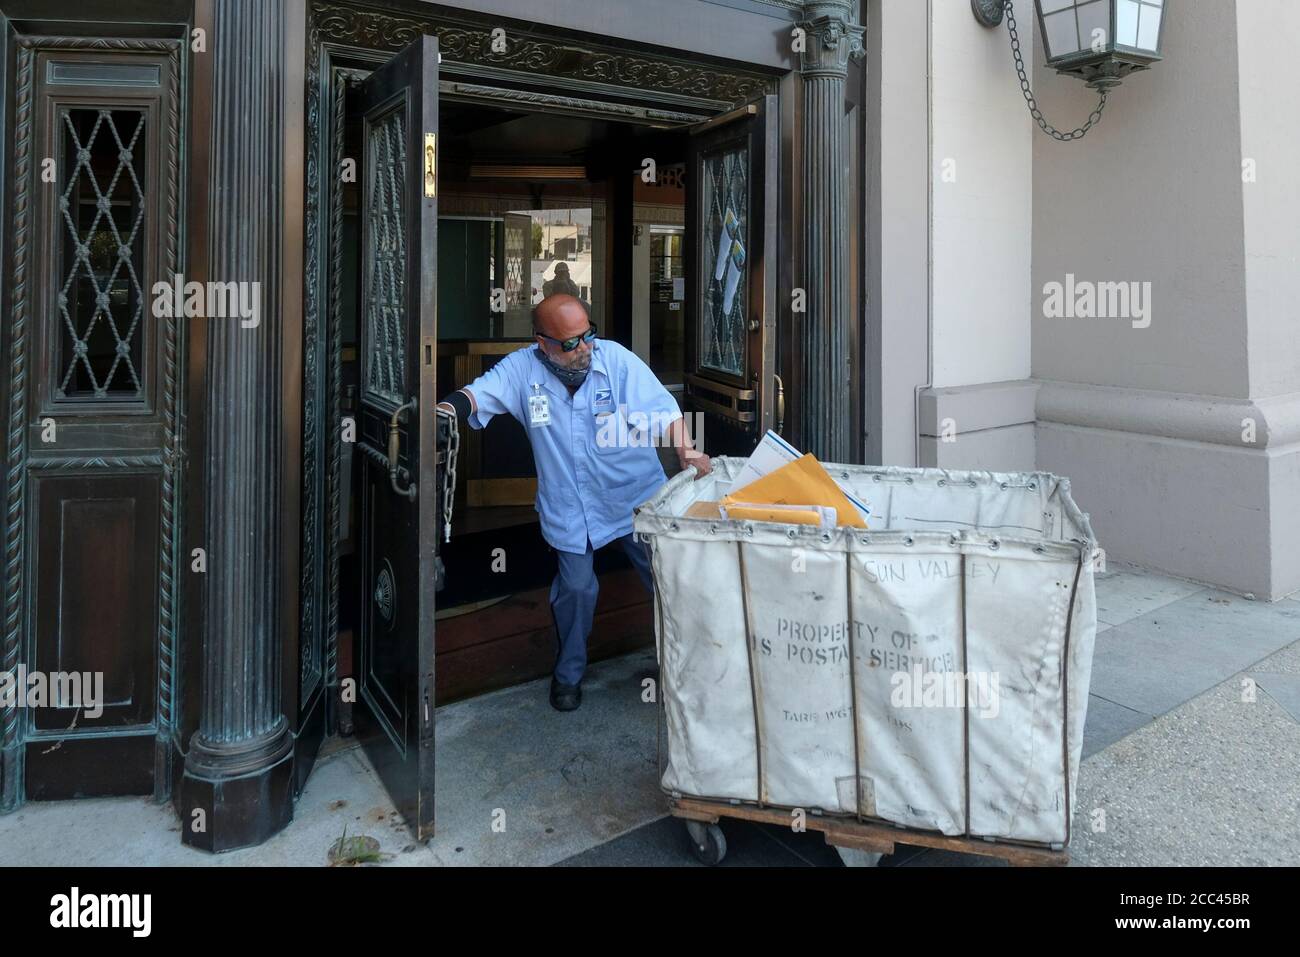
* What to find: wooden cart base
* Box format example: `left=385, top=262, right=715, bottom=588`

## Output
left=669, top=796, right=1069, bottom=867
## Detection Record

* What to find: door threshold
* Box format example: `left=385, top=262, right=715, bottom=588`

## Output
left=435, top=594, right=512, bottom=621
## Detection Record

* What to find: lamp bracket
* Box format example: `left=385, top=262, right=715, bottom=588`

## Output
left=972, top=0, right=1005, bottom=27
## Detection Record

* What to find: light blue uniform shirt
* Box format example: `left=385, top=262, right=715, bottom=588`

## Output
left=464, top=339, right=682, bottom=555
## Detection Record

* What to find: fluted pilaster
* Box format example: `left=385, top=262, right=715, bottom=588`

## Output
left=799, top=1, right=864, bottom=461
left=181, top=0, right=293, bottom=851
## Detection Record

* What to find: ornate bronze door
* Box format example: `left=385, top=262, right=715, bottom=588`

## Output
left=1, top=37, right=183, bottom=810
left=353, top=36, right=440, bottom=841
left=684, top=97, right=780, bottom=440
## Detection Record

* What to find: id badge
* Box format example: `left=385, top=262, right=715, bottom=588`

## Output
left=528, top=386, right=551, bottom=428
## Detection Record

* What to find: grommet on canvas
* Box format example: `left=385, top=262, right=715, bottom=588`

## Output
left=968, top=479, right=978, bottom=488
left=820, top=533, right=831, bottom=544
left=949, top=535, right=960, bottom=547
left=903, top=536, right=914, bottom=547
left=937, top=478, right=946, bottom=487
left=670, top=522, right=679, bottom=532
left=989, top=539, right=1001, bottom=551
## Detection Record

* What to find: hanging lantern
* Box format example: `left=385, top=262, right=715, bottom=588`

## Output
left=973, top=0, right=1168, bottom=139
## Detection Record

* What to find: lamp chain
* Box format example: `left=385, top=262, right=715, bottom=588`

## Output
left=1005, top=0, right=1108, bottom=141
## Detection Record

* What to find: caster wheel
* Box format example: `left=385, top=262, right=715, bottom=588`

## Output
left=684, top=820, right=727, bottom=865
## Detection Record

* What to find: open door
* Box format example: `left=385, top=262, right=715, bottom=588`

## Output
left=353, top=35, right=440, bottom=842
left=684, top=95, right=780, bottom=441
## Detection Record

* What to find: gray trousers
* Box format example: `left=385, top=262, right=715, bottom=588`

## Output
left=550, top=534, right=654, bottom=686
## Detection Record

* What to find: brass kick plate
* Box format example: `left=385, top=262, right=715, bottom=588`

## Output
left=424, top=133, right=437, bottom=198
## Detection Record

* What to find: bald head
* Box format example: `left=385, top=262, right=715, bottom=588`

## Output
left=533, top=294, right=594, bottom=371
left=532, top=294, right=589, bottom=340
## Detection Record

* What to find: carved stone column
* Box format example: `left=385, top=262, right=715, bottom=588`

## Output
left=180, top=0, right=293, bottom=851
left=799, top=1, right=864, bottom=461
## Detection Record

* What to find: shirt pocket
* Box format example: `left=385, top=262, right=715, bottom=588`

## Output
left=534, top=476, right=572, bottom=519
left=592, top=404, right=654, bottom=455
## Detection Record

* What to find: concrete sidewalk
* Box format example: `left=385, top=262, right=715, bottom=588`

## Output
left=2, top=561, right=1297, bottom=867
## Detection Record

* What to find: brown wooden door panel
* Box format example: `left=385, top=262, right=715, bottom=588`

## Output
left=31, top=472, right=161, bottom=731
left=433, top=570, right=653, bottom=703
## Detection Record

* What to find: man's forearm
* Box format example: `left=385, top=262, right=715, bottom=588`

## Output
left=437, top=387, right=475, bottom=417
left=666, top=416, right=691, bottom=457
left=666, top=415, right=710, bottom=476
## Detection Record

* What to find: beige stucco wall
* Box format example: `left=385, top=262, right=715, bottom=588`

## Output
left=930, top=0, right=1033, bottom=390
left=868, top=0, right=930, bottom=465
left=1030, top=0, right=1300, bottom=599
left=1238, top=0, right=1300, bottom=401
left=871, top=0, right=1037, bottom=470
left=1030, top=0, right=1250, bottom=398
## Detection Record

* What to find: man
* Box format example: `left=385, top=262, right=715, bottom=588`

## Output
left=437, top=294, right=710, bottom=711
left=542, top=261, right=581, bottom=299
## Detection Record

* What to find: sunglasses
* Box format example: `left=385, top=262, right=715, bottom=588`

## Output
left=536, top=323, right=597, bottom=353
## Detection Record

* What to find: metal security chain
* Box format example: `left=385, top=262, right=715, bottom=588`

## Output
left=436, top=406, right=460, bottom=543
left=1005, top=0, right=1107, bottom=141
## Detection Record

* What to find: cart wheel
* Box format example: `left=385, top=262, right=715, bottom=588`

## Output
left=684, top=820, right=727, bottom=866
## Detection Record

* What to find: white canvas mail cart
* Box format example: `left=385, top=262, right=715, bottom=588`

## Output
left=633, top=457, right=1100, bottom=866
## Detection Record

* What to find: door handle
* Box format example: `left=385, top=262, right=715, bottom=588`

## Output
left=774, top=373, right=785, bottom=435
left=424, top=133, right=437, bottom=198
left=387, top=398, right=418, bottom=501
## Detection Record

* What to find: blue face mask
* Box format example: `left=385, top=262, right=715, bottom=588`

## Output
left=535, top=348, right=589, bottom=390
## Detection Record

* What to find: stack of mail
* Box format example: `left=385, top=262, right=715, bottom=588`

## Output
left=720, top=431, right=870, bottom=528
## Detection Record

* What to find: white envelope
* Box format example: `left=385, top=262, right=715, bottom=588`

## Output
left=732, top=430, right=872, bottom=524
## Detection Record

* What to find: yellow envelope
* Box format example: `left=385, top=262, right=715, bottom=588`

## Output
left=723, top=453, right=868, bottom=529
left=722, top=504, right=827, bottom=527
left=684, top=500, right=723, bottom=520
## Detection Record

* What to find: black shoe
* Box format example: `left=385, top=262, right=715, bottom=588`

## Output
left=550, top=679, right=582, bottom=712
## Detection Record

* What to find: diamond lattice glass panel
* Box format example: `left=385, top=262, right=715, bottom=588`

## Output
left=56, top=109, right=147, bottom=400
left=364, top=104, right=408, bottom=406
left=699, top=145, right=747, bottom=378
left=504, top=218, right=526, bottom=310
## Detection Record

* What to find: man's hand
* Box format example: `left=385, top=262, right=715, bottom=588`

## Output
left=679, top=446, right=712, bottom=479
left=667, top=415, right=711, bottom=479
